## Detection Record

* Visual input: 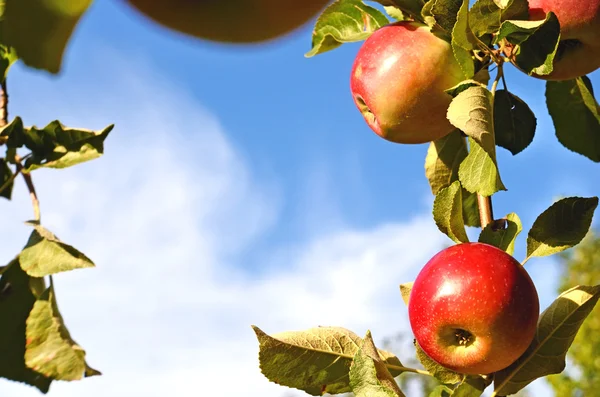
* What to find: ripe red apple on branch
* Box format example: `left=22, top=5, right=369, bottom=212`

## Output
left=125, top=0, right=330, bottom=43
left=508, top=0, right=600, bottom=80
left=408, top=243, right=540, bottom=375
left=350, top=21, right=465, bottom=144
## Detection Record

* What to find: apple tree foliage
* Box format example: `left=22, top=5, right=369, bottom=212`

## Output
left=0, top=0, right=599, bottom=396
left=254, top=1, right=600, bottom=397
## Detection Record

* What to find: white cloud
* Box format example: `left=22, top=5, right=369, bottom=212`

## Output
left=0, top=52, right=553, bottom=397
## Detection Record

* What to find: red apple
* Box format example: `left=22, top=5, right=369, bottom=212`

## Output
left=350, top=21, right=465, bottom=144
left=407, top=243, right=539, bottom=375
left=511, top=0, right=600, bottom=80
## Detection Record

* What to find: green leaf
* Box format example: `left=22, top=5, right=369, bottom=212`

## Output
left=494, top=285, right=600, bottom=395
left=19, top=223, right=95, bottom=277
left=305, top=0, right=389, bottom=57
left=433, top=180, right=469, bottom=244
left=253, top=325, right=404, bottom=396
left=425, top=130, right=468, bottom=195
left=451, top=0, right=479, bottom=78
left=2, top=0, right=93, bottom=73
left=0, top=260, right=52, bottom=392
left=350, top=331, right=405, bottom=397
left=22, top=121, right=114, bottom=171
left=415, top=341, right=464, bottom=384
left=25, top=282, right=100, bottom=380
left=459, top=137, right=506, bottom=196
left=494, top=90, right=537, bottom=155
left=501, top=13, right=561, bottom=77
left=447, top=86, right=506, bottom=195
left=0, top=44, right=17, bottom=82
left=0, top=115, right=25, bottom=148
left=478, top=212, right=522, bottom=256
left=453, top=376, right=487, bottom=396
left=546, top=77, right=600, bottom=162
left=428, top=385, right=452, bottom=396
left=0, top=157, right=14, bottom=199
left=469, top=0, right=529, bottom=37
left=429, top=0, right=462, bottom=41
left=383, top=6, right=407, bottom=21
left=461, top=188, right=481, bottom=228
left=526, top=197, right=598, bottom=260
left=371, top=0, right=425, bottom=21
left=399, top=282, right=413, bottom=306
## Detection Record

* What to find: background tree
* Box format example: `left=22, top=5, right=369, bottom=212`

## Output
left=548, top=230, right=600, bottom=396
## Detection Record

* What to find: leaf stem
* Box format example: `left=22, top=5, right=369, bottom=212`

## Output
left=0, top=79, right=41, bottom=223
left=386, top=363, right=432, bottom=377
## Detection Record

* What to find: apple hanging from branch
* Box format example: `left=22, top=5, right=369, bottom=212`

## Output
left=514, top=0, right=600, bottom=80
left=350, top=21, right=465, bottom=144
left=408, top=243, right=540, bottom=375
left=124, top=0, right=330, bottom=43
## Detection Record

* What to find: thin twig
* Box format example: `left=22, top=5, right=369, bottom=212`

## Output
left=0, top=79, right=41, bottom=222
left=385, top=363, right=432, bottom=377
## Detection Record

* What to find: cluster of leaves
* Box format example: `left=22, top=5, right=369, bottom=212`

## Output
left=0, top=0, right=112, bottom=393
left=254, top=0, right=600, bottom=396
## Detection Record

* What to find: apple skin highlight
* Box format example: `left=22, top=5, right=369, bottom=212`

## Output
left=408, top=243, right=540, bottom=375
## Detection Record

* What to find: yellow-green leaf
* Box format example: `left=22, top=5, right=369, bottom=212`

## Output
left=433, top=180, right=469, bottom=243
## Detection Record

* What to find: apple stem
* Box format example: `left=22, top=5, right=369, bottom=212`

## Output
left=477, top=194, right=494, bottom=229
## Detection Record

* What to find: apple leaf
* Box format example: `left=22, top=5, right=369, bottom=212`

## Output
left=494, top=90, right=537, bottom=155
left=414, top=341, right=464, bottom=384
left=25, top=282, right=101, bottom=380
left=399, top=282, right=413, bottom=306
left=350, top=331, right=406, bottom=397
left=370, top=0, right=425, bottom=22
left=427, top=0, right=462, bottom=42
left=451, top=0, right=479, bottom=78
left=433, top=181, right=469, bottom=244
left=2, top=0, right=93, bottom=74
left=0, top=158, right=14, bottom=199
left=305, top=0, right=389, bottom=58
left=0, top=260, right=52, bottom=393
left=546, top=76, right=600, bottom=162
left=447, top=85, right=506, bottom=196
left=425, top=130, right=468, bottom=195
left=478, top=212, right=522, bottom=256
left=493, top=285, right=600, bottom=395
left=19, top=223, right=95, bottom=277
left=252, top=325, right=405, bottom=395
left=469, top=0, right=529, bottom=37
left=383, top=6, right=407, bottom=21
left=452, top=376, right=487, bottom=396
left=525, top=197, right=598, bottom=261
left=459, top=137, right=506, bottom=196
left=0, top=44, right=18, bottom=83
left=428, top=385, right=453, bottom=396
left=499, top=13, right=561, bottom=77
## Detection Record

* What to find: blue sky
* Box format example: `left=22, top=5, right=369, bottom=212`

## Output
left=0, top=1, right=598, bottom=396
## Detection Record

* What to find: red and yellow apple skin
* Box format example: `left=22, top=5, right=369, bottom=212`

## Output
left=350, top=21, right=465, bottom=144
left=125, top=0, right=330, bottom=43
left=515, top=0, right=600, bottom=80
left=408, top=243, right=540, bottom=375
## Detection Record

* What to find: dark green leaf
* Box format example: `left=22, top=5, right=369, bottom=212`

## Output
left=22, top=121, right=113, bottom=171
left=0, top=260, right=51, bottom=393
left=2, top=0, right=93, bottom=73
left=451, top=0, right=479, bottom=78
left=305, top=0, right=389, bottom=57
left=494, top=90, right=537, bottom=155
left=425, top=130, right=468, bottom=195
left=350, top=331, right=405, bottom=397
left=501, top=13, right=561, bottom=77
left=0, top=157, right=14, bottom=199
left=19, top=223, right=95, bottom=277
left=546, top=77, right=600, bottom=162
left=453, top=376, right=486, bottom=396
left=526, top=197, right=598, bottom=260
left=371, top=0, right=425, bottom=21
left=428, top=0, right=462, bottom=41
